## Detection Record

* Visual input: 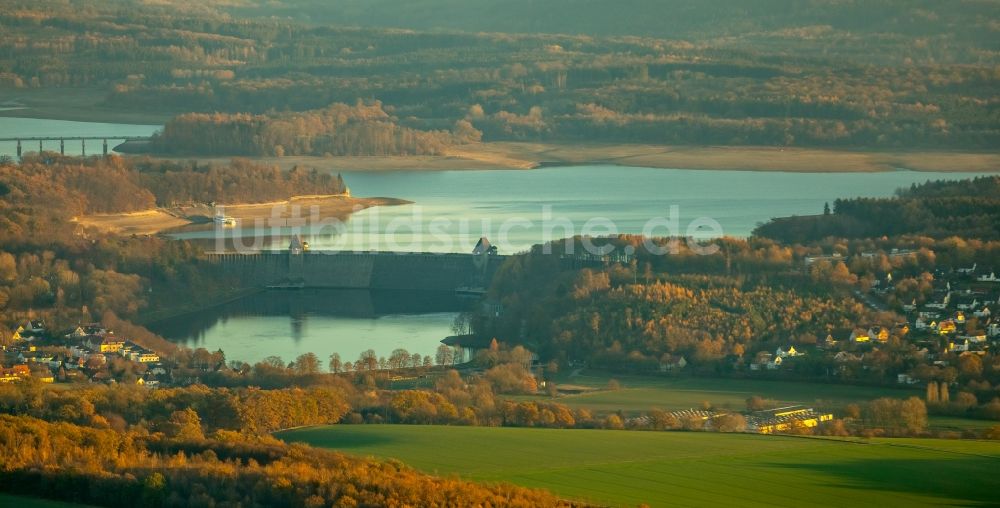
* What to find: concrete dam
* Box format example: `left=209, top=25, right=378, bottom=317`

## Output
left=204, top=246, right=505, bottom=291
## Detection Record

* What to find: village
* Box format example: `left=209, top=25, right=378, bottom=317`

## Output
left=739, top=257, right=999, bottom=384
left=1, top=320, right=166, bottom=386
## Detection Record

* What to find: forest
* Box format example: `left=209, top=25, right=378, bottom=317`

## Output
left=152, top=102, right=479, bottom=156
left=754, top=176, right=1000, bottom=242
left=1, top=0, right=998, bottom=150
left=0, top=155, right=347, bottom=337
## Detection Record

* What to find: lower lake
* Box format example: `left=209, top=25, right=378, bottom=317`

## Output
left=4, top=116, right=996, bottom=364
left=149, top=289, right=467, bottom=366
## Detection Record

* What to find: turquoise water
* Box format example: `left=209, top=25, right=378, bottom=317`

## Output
left=8, top=116, right=995, bottom=362
left=174, top=165, right=997, bottom=253
left=0, top=116, right=160, bottom=157
left=150, top=289, right=463, bottom=365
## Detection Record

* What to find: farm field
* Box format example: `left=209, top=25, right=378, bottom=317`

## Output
left=279, top=425, right=1000, bottom=507
left=535, top=372, right=915, bottom=414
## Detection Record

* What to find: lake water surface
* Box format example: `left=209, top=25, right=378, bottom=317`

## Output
left=7, top=116, right=996, bottom=364
left=149, top=289, right=466, bottom=366
left=174, top=165, right=998, bottom=254
left=0, top=116, right=160, bottom=157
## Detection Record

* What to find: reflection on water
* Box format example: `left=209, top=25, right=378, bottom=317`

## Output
left=0, top=116, right=160, bottom=157
left=150, top=289, right=468, bottom=365
left=169, top=165, right=998, bottom=253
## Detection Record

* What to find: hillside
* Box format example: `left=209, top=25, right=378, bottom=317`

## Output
left=234, top=1, right=999, bottom=52
left=2, top=0, right=998, bottom=151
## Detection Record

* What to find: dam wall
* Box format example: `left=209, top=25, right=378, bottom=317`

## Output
left=204, top=250, right=504, bottom=291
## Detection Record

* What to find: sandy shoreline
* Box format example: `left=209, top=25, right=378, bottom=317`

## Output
left=160, top=143, right=1000, bottom=174
left=74, top=195, right=409, bottom=236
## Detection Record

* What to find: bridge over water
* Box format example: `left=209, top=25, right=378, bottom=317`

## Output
left=0, top=135, right=152, bottom=157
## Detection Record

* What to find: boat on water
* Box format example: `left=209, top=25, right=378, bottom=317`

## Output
left=213, top=214, right=238, bottom=227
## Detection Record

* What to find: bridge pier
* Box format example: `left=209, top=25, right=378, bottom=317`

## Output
left=103, top=139, right=108, bottom=156
left=60, top=139, right=64, bottom=155
left=81, top=139, right=85, bottom=156
left=15, top=140, right=20, bottom=158
left=38, top=140, right=42, bottom=154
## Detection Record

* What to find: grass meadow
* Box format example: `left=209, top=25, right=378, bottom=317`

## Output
left=279, top=425, right=1000, bottom=507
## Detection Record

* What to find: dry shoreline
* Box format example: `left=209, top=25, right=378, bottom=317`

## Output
left=161, top=143, right=1000, bottom=174
left=74, top=195, right=409, bottom=236
left=2, top=87, right=996, bottom=173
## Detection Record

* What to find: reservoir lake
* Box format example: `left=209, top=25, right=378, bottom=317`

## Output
left=4, top=116, right=996, bottom=365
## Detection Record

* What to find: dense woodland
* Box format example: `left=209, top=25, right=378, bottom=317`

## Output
left=153, top=102, right=479, bottom=156
left=0, top=155, right=346, bottom=337
left=1, top=0, right=998, bottom=150
left=0, top=413, right=568, bottom=507
left=754, top=176, right=1000, bottom=242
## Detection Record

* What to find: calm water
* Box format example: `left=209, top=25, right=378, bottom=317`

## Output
left=0, top=116, right=160, bottom=157
left=9, top=116, right=996, bottom=363
left=174, top=165, right=997, bottom=253
left=150, top=290, right=466, bottom=365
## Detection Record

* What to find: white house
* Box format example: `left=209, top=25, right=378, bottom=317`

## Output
left=957, top=263, right=977, bottom=275
left=776, top=346, right=803, bottom=358
left=977, top=272, right=998, bottom=282
left=957, top=299, right=979, bottom=311
left=926, top=292, right=950, bottom=310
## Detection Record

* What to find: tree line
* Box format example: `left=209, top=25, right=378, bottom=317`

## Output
left=151, top=102, right=481, bottom=157
left=3, top=0, right=998, bottom=149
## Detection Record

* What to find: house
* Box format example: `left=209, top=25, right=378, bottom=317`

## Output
left=867, top=326, right=890, bottom=342
left=903, top=299, right=917, bottom=312
left=0, top=364, right=31, bottom=383
left=949, top=339, right=970, bottom=352
left=834, top=351, right=861, bottom=363
left=23, top=320, right=45, bottom=334
left=956, top=298, right=979, bottom=311
left=957, top=263, right=977, bottom=275
left=926, top=292, right=950, bottom=310
left=129, top=350, right=160, bottom=363
left=767, top=356, right=783, bottom=370
left=954, top=311, right=966, bottom=324
left=897, top=373, right=920, bottom=385
left=978, top=272, right=999, bottom=282
left=892, top=323, right=910, bottom=336
left=850, top=329, right=871, bottom=343
left=804, top=253, right=843, bottom=265
left=937, top=320, right=957, bottom=335
left=959, top=332, right=988, bottom=344
left=974, top=307, right=991, bottom=318
left=989, top=323, right=1000, bottom=338
left=659, top=355, right=687, bottom=371
left=67, top=323, right=106, bottom=339
left=750, top=352, right=774, bottom=371
left=746, top=406, right=833, bottom=434
left=776, top=346, right=803, bottom=358
left=87, top=334, right=125, bottom=353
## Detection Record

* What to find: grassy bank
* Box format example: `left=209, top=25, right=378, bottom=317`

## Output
left=279, top=425, right=1000, bottom=507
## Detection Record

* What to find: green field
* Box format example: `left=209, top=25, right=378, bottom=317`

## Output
left=279, top=425, right=1000, bottom=507
left=535, top=373, right=916, bottom=414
